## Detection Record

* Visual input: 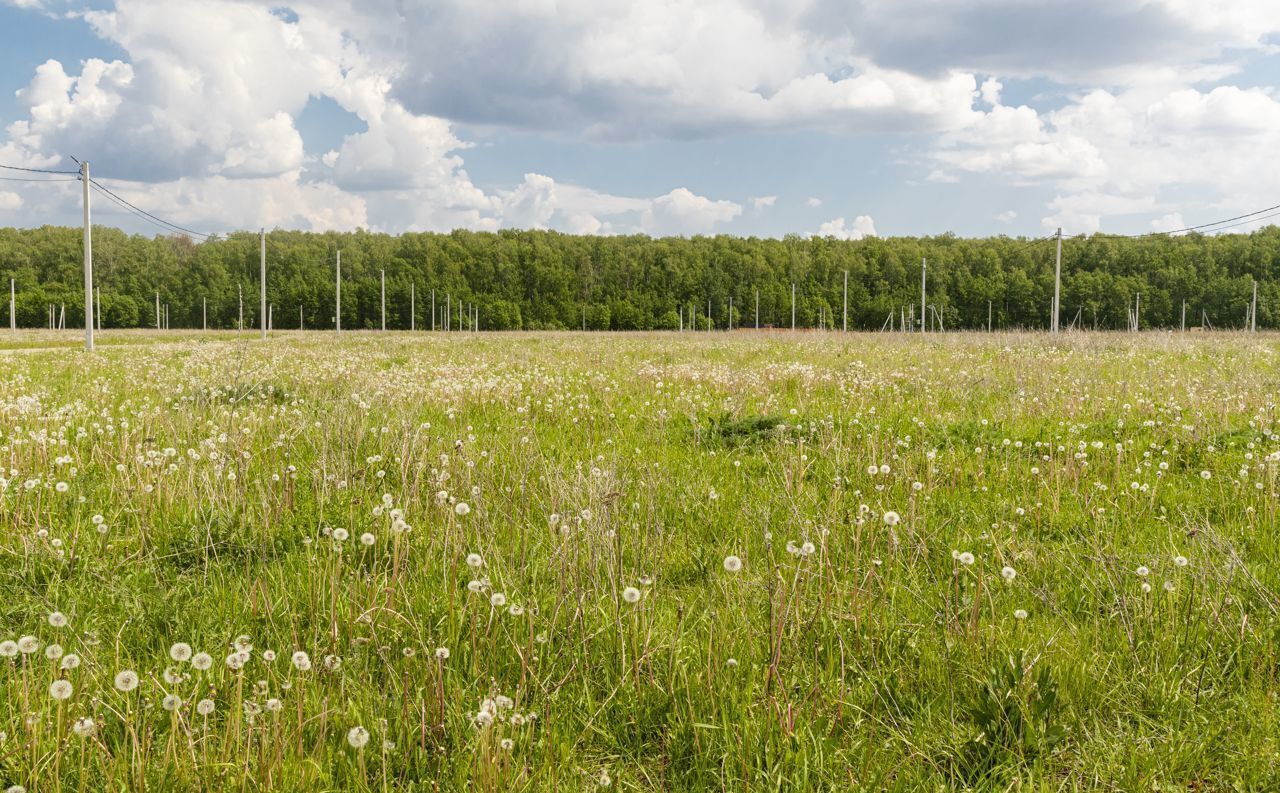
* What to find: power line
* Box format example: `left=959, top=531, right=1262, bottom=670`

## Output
left=1093, top=201, right=1280, bottom=239
left=89, top=178, right=212, bottom=239
left=0, top=163, right=79, bottom=175
left=0, top=176, right=79, bottom=183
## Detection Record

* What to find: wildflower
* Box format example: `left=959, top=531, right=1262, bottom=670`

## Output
left=347, top=726, right=370, bottom=749
left=60, top=654, right=80, bottom=670
left=72, top=717, right=95, bottom=738
left=48, top=680, right=73, bottom=701
left=454, top=502, right=471, bottom=516
left=265, top=698, right=283, bottom=712
left=292, top=651, right=311, bottom=671
left=162, top=694, right=182, bottom=711
left=1136, top=566, right=1149, bottom=577
left=1173, top=555, right=1188, bottom=567
left=723, top=555, right=743, bottom=573
left=1013, top=609, right=1029, bottom=620
left=44, top=644, right=63, bottom=661
left=490, top=592, right=507, bottom=608
left=466, top=553, right=484, bottom=568
left=17, top=636, right=39, bottom=655
left=47, top=612, right=68, bottom=629
left=1001, top=566, right=1016, bottom=582
left=1141, top=582, right=1152, bottom=593
left=114, top=670, right=139, bottom=692
left=958, top=552, right=975, bottom=566
left=0, top=641, right=17, bottom=658
left=170, top=642, right=193, bottom=662
left=196, top=699, right=216, bottom=715
left=622, top=587, right=641, bottom=604
left=323, top=655, right=342, bottom=671
left=191, top=652, right=213, bottom=670
left=1163, top=581, right=1176, bottom=592
left=883, top=511, right=900, bottom=526
left=332, top=528, right=349, bottom=542
left=262, top=650, right=276, bottom=662
left=360, top=533, right=375, bottom=546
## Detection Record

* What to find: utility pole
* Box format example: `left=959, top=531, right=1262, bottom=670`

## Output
left=446, top=293, right=451, bottom=331
left=728, top=296, right=733, bottom=331
left=755, top=289, right=759, bottom=330
left=1052, top=227, right=1062, bottom=333
left=920, top=258, right=927, bottom=334
left=156, top=291, right=162, bottom=331
left=299, top=304, right=303, bottom=331
left=431, top=289, right=436, bottom=331
left=1181, top=300, right=1186, bottom=332
left=380, top=269, right=386, bottom=331
left=81, top=161, right=94, bottom=351
left=95, top=287, right=101, bottom=331
left=202, top=297, right=207, bottom=331
left=259, top=228, right=266, bottom=340
left=843, top=270, right=848, bottom=333
left=791, top=283, right=796, bottom=330
left=988, top=300, right=993, bottom=332
left=1252, top=280, right=1258, bottom=332
left=9, top=279, right=14, bottom=335
left=335, top=250, right=342, bottom=331
left=1135, top=293, right=1140, bottom=332
left=268, top=303, right=273, bottom=332
left=410, top=283, right=415, bottom=331
left=707, top=299, right=711, bottom=332
left=237, top=285, right=243, bottom=331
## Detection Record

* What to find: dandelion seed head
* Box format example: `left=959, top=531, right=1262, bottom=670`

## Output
left=347, top=725, right=370, bottom=749
left=723, top=555, right=743, bottom=573
left=48, top=679, right=73, bottom=701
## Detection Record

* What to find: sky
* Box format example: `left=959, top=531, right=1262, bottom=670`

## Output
left=0, top=0, right=1278, bottom=240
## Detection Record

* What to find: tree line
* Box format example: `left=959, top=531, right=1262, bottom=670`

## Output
left=0, top=224, right=1276, bottom=331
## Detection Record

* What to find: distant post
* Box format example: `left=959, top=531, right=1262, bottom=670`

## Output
left=410, top=283, right=416, bottom=331
left=920, top=258, right=926, bottom=334
left=380, top=269, right=386, bottom=331
left=335, top=250, right=342, bottom=332
left=843, top=270, right=848, bottom=332
left=81, top=161, right=94, bottom=351
left=1052, top=227, right=1062, bottom=333
left=259, top=228, right=267, bottom=340
left=791, top=283, right=795, bottom=330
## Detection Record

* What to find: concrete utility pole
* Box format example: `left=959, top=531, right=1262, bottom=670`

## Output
left=268, top=303, right=273, bottom=332
left=156, top=291, right=162, bottom=331
left=446, top=293, right=451, bottom=331
left=755, top=289, right=759, bottom=330
left=81, top=161, right=94, bottom=351
left=1052, top=227, right=1063, bottom=333
left=1252, top=280, right=1258, bottom=332
left=1180, top=300, right=1186, bottom=332
left=843, top=270, right=848, bottom=333
left=259, top=228, right=267, bottom=340
left=10, top=279, right=15, bottom=334
left=202, top=297, right=207, bottom=331
left=237, top=285, right=243, bottom=331
left=679, top=305, right=683, bottom=332
left=95, top=287, right=101, bottom=331
left=335, top=250, right=342, bottom=331
left=431, top=289, right=436, bottom=331
left=410, top=283, right=416, bottom=331
left=791, top=283, right=796, bottom=330
left=728, top=296, right=733, bottom=331
left=707, top=299, right=711, bottom=332
left=920, top=258, right=927, bottom=334
left=299, top=304, right=303, bottom=331
left=380, top=269, right=386, bottom=331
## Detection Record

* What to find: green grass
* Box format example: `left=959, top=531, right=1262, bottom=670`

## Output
left=0, top=330, right=1278, bottom=791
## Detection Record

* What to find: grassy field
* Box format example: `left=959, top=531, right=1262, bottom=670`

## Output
left=1, top=330, right=1278, bottom=791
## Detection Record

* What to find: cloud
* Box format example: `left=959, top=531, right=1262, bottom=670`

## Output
left=641, top=188, right=743, bottom=236
left=995, top=210, right=1017, bottom=224
left=0, top=192, right=23, bottom=211
left=751, top=195, right=777, bottom=210
left=806, top=197, right=823, bottom=208
left=816, top=215, right=877, bottom=240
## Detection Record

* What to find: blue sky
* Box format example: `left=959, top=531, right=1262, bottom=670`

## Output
left=1, top=0, right=1278, bottom=239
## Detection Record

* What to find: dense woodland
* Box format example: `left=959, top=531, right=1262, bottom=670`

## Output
left=0, top=224, right=1276, bottom=331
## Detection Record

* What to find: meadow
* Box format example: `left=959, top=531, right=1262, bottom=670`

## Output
left=0, top=329, right=1277, bottom=791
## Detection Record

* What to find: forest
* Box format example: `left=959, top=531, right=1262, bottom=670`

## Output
left=0, top=224, right=1275, bottom=331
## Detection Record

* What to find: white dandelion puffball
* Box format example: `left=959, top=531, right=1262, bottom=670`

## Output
left=1200, top=470, right=1211, bottom=480
left=162, top=694, right=182, bottom=711
left=72, top=716, right=95, bottom=738
left=17, top=636, right=39, bottom=655
left=47, top=612, right=68, bottom=629
left=44, top=644, right=63, bottom=661
left=332, top=528, right=349, bottom=542
left=435, top=647, right=450, bottom=660
left=292, top=651, right=312, bottom=671
left=347, top=726, right=371, bottom=749
left=196, top=699, right=216, bottom=715
left=60, top=654, right=80, bottom=670
left=958, top=552, right=975, bottom=566
left=191, top=652, right=213, bottom=670
left=883, top=511, right=900, bottom=526
left=1173, top=555, right=1188, bottom=567
left=723, top=555, right=743, bottom=573
left=622, top=587, right=641, bottom=604
left=1001, top=566, right=1016, bottom=582
left=466, top=553, right=483, bottom=568
left=48, top=680, right=73, bottom=701
left=1136, top=566, right=1149, bottom=577
left=169, top=642, right=193, bottom=663
left=454, top=502, right=471, bottom=516
left=114, top=670, right=139, bottom=692
left=490, top=592, right=507, bottom=608
left=360, top=533, right=376, bottom=546
left=1014, top=609, right=1029, bottom=620
left=0, top=641, right=17, bottom=658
